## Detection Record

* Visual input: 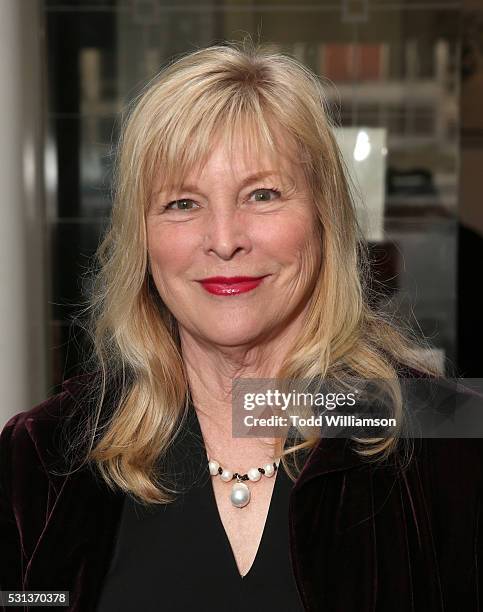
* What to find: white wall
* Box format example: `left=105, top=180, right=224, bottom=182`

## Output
left=0, top=0, right=48, bottom=428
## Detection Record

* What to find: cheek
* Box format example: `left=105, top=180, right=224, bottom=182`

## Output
left=147, top=228, right=191, bottom=275
left=263, top=213, right=320, bottom=263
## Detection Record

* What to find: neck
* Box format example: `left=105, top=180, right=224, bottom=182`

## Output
left=179, top=316, right=306, bottom=468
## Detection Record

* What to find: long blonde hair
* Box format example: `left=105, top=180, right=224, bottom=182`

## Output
left=69, top=38, right=442, bottom=505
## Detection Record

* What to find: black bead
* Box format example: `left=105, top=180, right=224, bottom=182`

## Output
left=259, top=468, right=265, bottom=474
left=233, top=472, right=239, bottom=479
left=243, top=474, right=249, bottom=481
left=218, top=467, right=223, bottom=474
left=273, top=462, right=278, bottom=471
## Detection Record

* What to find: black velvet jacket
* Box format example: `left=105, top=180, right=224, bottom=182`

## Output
left=1, top=372, right=482, bottom=611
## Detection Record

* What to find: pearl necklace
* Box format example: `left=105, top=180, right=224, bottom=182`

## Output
left=208, top=457, right=280, bottom=508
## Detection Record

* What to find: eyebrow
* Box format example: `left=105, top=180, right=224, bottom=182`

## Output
left=160, top=170, right=282, bottom=195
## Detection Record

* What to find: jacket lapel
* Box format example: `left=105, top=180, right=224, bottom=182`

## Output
left=288, top=435, right=445, bottom=612
left=20, top=378, right=125, bottom=612
left=288, top=436, right=380, bottom=611
left=23, top=464, right=124, bottom=611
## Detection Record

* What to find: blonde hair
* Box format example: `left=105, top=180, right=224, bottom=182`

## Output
left=68, top=38, right=442, bottom=505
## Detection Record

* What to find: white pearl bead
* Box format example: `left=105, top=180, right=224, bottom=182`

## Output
left=208, top=460, right=220, bottom=476
left=220, top=469, right=233, bottom=482
left=231, top=482, right=250, bottom=508
left=263, top=463, right=275, bottom=477
left=248, top=467, right=262, bottom=481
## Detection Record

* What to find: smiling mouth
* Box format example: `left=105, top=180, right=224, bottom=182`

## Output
left=197, top=276, right=269, bottom=296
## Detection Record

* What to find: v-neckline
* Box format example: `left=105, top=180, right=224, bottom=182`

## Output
left=187, top=402, right=284, bottom=581
left=207, top=461, right=283, bottom=580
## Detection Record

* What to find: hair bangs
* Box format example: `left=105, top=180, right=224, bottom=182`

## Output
left=146, top=89, right=300, bottom=207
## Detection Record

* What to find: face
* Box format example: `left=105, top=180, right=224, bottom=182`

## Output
left=146, top=130, right=322, bottom=348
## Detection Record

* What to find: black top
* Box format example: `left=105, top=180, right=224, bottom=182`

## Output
left=95, top=403, right=305, bottom=612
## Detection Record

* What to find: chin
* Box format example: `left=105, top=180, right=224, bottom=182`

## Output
left=201, top=323, right=267, bottom=348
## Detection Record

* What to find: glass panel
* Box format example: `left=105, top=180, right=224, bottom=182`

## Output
left=50, top=320, right=93, bottom=391
left=51, top=220, right=107, bottom=321
left=49, top=116, right=117, bottom=218
left=46, top=11, right=118, bottom=115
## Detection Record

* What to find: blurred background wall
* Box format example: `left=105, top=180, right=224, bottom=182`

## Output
left=0, top=0, right=47, bottom=424
left=1, top=0, right=482, bottom=425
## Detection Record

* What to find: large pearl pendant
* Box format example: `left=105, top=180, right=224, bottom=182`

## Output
left=230, top=481, right=251, bottom=508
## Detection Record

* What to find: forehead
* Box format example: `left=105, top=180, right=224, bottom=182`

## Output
left=188, top=141, right=296, bottom=182
left=151, top=123, right=303, bottom=195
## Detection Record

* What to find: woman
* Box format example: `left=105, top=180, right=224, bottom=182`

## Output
left=1, top=39, right=482, bottom=612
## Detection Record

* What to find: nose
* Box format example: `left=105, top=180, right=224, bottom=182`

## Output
left=202, top=206, right=252, bottom=260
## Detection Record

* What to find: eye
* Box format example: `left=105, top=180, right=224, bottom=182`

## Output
left=164, top=199, right=198, bottom=211
left=249, top=187, right=282, bottom=202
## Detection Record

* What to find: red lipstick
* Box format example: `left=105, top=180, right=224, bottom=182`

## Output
left=198, top=275, right=268, bottom=296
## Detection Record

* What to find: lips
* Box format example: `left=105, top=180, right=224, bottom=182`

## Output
left=198, top=275, right=268, bottom=296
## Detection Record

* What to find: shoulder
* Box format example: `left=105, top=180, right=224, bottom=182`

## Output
left=381, top=435, right=483, bottom=533
left=413, top=435, right=483, bottom=471
left=0, top=371, right=100, bottom=441
left=401, top=374, right=483, bottom=480
left=363, top=375, right=483, bottom=502
left=411, top=435, right=483, bottom=487
left=0, top=372, right=102, bottom=487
